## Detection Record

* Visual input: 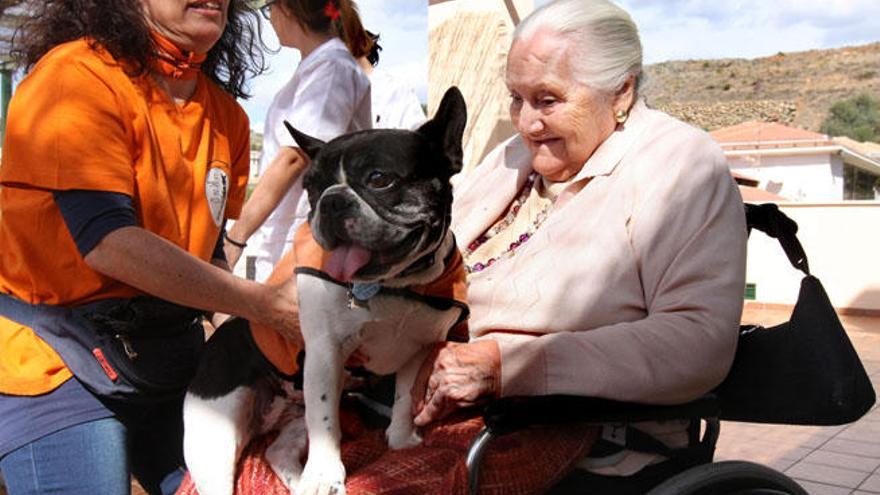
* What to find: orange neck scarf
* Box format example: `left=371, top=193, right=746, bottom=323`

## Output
left=149, top=30, right=207, bottom=80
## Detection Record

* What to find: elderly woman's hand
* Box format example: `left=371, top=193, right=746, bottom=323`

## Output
left=411, top=340, right=502, bottom=426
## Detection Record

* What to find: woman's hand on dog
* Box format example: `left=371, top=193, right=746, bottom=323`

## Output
left=253, top=276, right=303, bottom=346
left=411, top=340, right=502, bottom=426
left=245, top=247, right=303, bottom=345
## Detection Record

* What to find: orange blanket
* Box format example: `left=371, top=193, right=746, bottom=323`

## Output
left=175, top=402, right=597, bottom=495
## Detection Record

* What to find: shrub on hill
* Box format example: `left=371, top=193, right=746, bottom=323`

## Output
left=820, top=93, right=880, bottom=142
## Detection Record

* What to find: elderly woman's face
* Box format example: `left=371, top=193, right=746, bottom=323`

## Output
left=506, top=31, right=619, bottom=182
left=141, top=0, right=229, bottom=54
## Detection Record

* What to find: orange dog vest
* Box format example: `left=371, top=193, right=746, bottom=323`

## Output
left=249, top=223, right=468, bottom=376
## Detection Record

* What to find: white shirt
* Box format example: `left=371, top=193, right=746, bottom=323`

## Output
left=246, top=38, right=372, bottom=281
left=368, top=68, right=425, bottom=130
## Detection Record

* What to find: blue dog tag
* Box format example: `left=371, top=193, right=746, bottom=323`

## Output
left=351, top=283, right=381, bottom=301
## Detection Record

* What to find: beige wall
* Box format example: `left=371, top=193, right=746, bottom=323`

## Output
left=727, top=151, right=845, bottom=201
left=428, top=0, right=533, bottom=173
left=746, top=202, right=880, bottom=311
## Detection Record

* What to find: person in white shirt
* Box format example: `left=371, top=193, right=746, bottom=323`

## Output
left=224, top=0, right=373, bottom=281
left=358, top=31, right=426, bottom=130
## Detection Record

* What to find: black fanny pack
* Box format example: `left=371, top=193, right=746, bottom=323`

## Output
left=0, top=294, right=205, bottom=403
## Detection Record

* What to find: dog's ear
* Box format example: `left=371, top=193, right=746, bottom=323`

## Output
left=284, top=121, right=326, bottom=159
left=416, top=86, right=467, bottom=176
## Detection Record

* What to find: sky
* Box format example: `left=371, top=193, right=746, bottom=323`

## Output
left=244, top=0, right=878, bottom=132
left=607, top=0, right=880, bottom=65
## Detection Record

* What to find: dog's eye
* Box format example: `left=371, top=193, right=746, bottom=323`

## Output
left=365, top=171, right=395, bottom=190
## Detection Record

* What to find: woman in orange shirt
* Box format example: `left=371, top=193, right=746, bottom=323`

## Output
left=0, top=1, right=299, bottom=494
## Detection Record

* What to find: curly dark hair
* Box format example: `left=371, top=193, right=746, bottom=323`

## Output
left=10, top=0, right=267, bottom=99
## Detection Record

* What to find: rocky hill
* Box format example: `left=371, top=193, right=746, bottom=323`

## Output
left=641, top=42, right=880, bottom=132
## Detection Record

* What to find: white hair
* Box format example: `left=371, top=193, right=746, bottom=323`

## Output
left=513, top=0, right=643, bottom=95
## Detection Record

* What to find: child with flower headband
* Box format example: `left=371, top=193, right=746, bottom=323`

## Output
left=224, top=0, right=374, bottom=281
left=275, top=0, right=373, bottom=59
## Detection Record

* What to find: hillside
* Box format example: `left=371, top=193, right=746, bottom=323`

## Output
left=641, top=42, right=880, bottom=132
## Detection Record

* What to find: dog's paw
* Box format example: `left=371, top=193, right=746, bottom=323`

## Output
left=274, top=470, right=303, bottom=494
left=386, top=426, right=422, bottom=450
left=266, top=438, right=304, bottom=492
left=296, top=458, right=346, bottom=495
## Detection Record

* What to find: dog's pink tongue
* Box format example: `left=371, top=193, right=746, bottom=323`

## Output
left=325, top=245, right=372, bottom=282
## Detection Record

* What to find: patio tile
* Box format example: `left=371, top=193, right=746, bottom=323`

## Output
left=716, top=437, right=814, bottom=463
left=837, top=422, right=880, bottom=443
left=792, top=480, right=855, bottom=495
left=824, top=439, right=880, bottom=459
left=785, top=461, right=869, bottom=488
left=804, top=450, right=880, bottom=473
left=860, top=409, right=880, bottom=423
left=860, top=474, right=880, bottom=492
left=721, top=421, right=844, bottom=446
left=713, top=449, right=803, bottom=472
left=766, top=457, right=800, bottom=472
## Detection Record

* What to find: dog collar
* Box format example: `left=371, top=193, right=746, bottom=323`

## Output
left=349, top=282, right=382, bottom=308
left=397, top=237, right=460, bottom=279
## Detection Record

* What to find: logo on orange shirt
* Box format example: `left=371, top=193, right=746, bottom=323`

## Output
left=206, top=161, right=230, bottom=226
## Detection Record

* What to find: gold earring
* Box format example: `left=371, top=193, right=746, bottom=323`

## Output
left=615, top=109, right=628, bottom=124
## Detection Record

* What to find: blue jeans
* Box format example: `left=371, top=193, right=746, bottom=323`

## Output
left=0, top=403, right=185, bottom=495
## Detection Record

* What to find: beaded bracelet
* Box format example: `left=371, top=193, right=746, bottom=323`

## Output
left=223, top=230, right=247, bottom=249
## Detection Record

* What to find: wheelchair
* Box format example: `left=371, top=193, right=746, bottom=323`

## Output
left=464, top=203, right=876, bottom=494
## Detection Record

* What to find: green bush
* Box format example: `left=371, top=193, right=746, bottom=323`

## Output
left=250, top=130, right=263, bottom=152
left=820, top=93, right=880, bottom=142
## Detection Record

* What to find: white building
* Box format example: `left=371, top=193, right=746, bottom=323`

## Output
left=711, top=121, right=880, bottom=201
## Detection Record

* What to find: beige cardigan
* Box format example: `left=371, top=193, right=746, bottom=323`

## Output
left=452, top=100, right=747, bottom=405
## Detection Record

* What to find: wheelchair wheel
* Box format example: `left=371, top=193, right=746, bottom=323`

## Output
left=645, top=460, right=808, bottom=495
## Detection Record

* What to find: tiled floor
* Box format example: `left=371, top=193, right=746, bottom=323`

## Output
left=3, top=309, right=879, bottom=495
left=714, top=308, right=880, bottom=494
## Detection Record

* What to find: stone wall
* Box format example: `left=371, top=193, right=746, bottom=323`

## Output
left=654, top=100, right=798, bottom=131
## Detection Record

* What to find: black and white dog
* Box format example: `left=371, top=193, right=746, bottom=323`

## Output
left=183, top=87, right=469, bottom=495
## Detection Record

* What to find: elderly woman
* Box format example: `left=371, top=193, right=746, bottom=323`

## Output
left=414, top=0, right=746, bottom=490
left=0, top=1, right=298, bottom=494
left=411, top=0, right=747, bottom=491
left=176, top=0, right=746, bottom=493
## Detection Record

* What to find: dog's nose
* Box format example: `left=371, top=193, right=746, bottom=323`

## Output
left=317, top=192, right=358, bottom=244
left=321, top=193, right=349, bottom=214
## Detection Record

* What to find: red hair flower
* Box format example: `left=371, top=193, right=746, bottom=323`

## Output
left=324, top=0, right=340, bottom=20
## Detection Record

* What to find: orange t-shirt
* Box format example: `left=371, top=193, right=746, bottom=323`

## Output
left=0, top=39, right=250, bottom=395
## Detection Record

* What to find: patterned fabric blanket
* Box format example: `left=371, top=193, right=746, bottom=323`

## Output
left=176, top=405, right=597, bottom=495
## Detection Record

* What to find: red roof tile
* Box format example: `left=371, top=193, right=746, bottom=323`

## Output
left=711, top=121, right=831, bottom=147
left=738, top=185, right=787, bottom=202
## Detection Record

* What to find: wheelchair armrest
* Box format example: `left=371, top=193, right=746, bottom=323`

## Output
left=482, top=394, right=720, bottom=435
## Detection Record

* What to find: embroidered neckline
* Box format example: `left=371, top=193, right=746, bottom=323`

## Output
left=463, top=172, right=554, bottom=274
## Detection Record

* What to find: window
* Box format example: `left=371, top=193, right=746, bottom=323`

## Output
left=843, top=164, right=880, bottom=200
